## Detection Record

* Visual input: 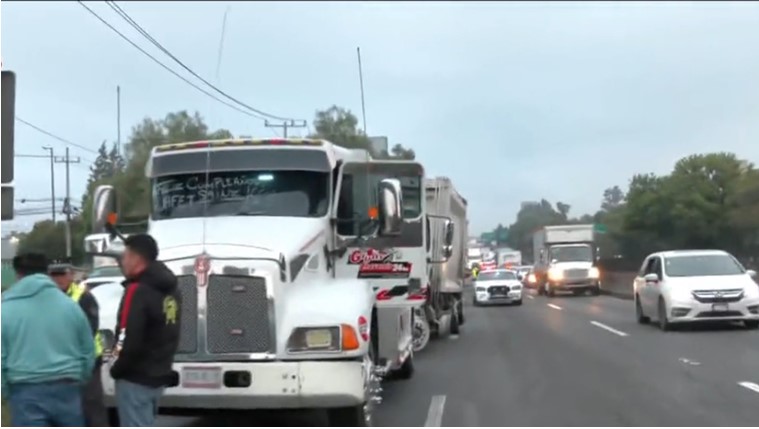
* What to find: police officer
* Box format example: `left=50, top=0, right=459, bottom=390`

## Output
left=48, top=262, right=108, bottom=427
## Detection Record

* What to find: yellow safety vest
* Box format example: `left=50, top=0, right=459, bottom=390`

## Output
left=67, top=282, right=104, bottom=358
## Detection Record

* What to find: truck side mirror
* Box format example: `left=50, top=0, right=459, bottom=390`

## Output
left=444, top=220, right=455, bottom=247
left=92, top=185, right=118, bottom=235
left=377, top=178, right=403, bottom=236
left=442, top=245, right=453, bottom=260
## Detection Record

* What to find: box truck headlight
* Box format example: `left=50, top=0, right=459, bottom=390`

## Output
left=589, top=267, right=600, bottom=279
left=548, top=268, right=564, bottom=281
left=527, top=273, right=537, bottom=284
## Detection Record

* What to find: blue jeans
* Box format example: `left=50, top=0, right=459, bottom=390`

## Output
left=9, top=380, right=85, bottom=427
left=115, top=380, right=164, bottom=427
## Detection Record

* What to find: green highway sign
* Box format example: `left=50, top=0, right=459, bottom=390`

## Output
left=594, top=224, right=608, bottom=234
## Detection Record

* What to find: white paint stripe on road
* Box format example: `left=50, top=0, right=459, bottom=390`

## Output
left=547, top=303, right=562, bottom=310
left=590, top=320, right=629, bottom=337
left=424, top=395, right=447, bottom=427
left=527, top=295, right=535, bottom=300
left=738, top=381, right=759, bottom=394
left=449, top=334, right=459, bottom=341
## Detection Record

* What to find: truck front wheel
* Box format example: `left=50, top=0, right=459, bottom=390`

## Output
left=327, top=404, right=370, bottom=427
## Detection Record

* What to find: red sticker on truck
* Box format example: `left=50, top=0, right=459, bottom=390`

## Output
left=348, top=249, right=396, bottom=265
left=358, top=262, right=412, bottom=279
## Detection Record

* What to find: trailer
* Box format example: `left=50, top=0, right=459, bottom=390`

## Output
left=413, top=177, right=467, bottom=352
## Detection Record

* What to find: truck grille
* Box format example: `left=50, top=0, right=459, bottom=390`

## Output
left=564, top=269, right=589, bottom=280
left=206, top=275, right=271, bottom=354
left=176, top=275, right=198, bottom=354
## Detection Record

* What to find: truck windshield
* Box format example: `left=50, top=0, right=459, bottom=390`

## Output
left=550, top=245, right=593, bottom=262
left=151, top=170, right=329, bottom=220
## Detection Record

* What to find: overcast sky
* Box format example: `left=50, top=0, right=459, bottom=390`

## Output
left=3, top=1, right=759, bottom=234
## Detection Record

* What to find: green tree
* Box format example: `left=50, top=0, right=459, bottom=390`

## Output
left=388, top=143, right=416, bottom=160
left=601, top=185, right=625, bottom=212
left=507, top=199, right=565, bottom=262
left=16, top=218, right=86, bottom=263
left=310, top=105, right=373, bottom=152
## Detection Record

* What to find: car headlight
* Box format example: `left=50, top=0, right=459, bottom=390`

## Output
left=476, top=286, right=486, bottom=292
left=589, top=267, right=600, bottom=279
left=287, top=326, right=344, bottom=353
left=512, top=285, right=522, bottom=291
left=548, top=268, right=564, bottom=281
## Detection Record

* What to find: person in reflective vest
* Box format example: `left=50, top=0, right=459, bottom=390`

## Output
left=471, top=264, right=480, bottom=279
left=49, top=263, right=108, bottom=427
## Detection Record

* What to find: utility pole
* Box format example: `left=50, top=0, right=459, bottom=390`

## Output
left=43, top=146, right=56, bottom=222
left=264, top=119, right=307, bottom=138
left=54, top=147, right=80, bottom=258
left=117, top=85, right=121, bottom=156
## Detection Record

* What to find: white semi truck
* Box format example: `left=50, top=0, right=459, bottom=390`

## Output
left=85, top=137, right=428, bottom=426
left=532, top=224, right=601, bottom=297
left=411, top=177, right=467, bottom=352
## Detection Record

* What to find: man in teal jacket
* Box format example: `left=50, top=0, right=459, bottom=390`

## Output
left=1, top=253, right=95, bottom=427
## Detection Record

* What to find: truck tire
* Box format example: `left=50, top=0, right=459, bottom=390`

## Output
left=591, top=283, right=601, bottom=296
left=412, top=312, right=431, bottom=353
left=450, top=308, right=460, bottom=335
left=327, top=404, right=370, bottom=426
left=395, top=352, right=415, bottom=380
left=107, top=408, right=119, bottom=427
left=457, top=300, right=465, bottom=326
left=545, top=283, right=555, bottom=297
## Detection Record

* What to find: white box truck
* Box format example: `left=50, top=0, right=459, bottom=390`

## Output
left=532, top=224, right=601, bottom=297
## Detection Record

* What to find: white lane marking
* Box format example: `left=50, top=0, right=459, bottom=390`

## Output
left=738, top=381, right=759, bottom=394
left=678, top=357, right=701, bottom=366
left=424, top=395, right=447, bottom=427
left=527, top=295, right=535, bottom=300
left=449, top=334, right=459, bottom=341
left=547, top=303, right=562, bottom=310
left=590, top=320, right=629, bottom=337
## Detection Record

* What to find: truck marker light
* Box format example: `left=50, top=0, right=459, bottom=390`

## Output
left=368, top=206, right=379, bottom=220
left=357, top=316, right=369, bottom=341
left=341, top=324, right=360, bottom=350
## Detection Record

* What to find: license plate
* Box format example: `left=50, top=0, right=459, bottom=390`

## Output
left=305, top=329, right=333, bottom=348
left=181, top=367, right=223, bottom=389
left=712, top=303, right=729, bottom=312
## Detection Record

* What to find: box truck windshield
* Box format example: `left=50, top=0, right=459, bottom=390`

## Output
left=550, top=245, right=593, bottom=262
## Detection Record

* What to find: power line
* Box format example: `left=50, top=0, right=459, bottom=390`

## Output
left=15, top=118, right=99, bottom=159
left=77, top=1, right=281, bottom=123
left=106, top=1, right=300, bottom=123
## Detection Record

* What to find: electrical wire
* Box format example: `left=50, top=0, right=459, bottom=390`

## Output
left=105, top=1, right=301, bottom=123
left=15, top=117, right=99, bottom=156
left=77, top=1, right=282, bottom=122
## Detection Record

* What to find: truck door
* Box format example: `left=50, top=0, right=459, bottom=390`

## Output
left=333, top=160, right=425, bottom=309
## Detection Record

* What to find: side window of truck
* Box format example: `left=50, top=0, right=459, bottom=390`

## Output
left=337, top=172, right=379, bottom=237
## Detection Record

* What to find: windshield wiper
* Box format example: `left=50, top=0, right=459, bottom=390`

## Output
left=235, top=210, right=268, bottom=216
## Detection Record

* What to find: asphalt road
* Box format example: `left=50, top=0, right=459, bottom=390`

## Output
left=156, top=288, right=759, bottom=426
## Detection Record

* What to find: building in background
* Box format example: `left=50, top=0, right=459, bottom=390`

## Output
left=368, top=136, right=389, bottom=156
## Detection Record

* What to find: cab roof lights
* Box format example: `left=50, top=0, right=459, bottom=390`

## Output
left=154, top=138, right=324, bottom=153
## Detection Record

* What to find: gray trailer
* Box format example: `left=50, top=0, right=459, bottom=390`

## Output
left=413, top=177, right=468, bottom=352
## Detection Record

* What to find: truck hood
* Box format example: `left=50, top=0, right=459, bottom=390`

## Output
left=149, top=217, right=326, bottom=259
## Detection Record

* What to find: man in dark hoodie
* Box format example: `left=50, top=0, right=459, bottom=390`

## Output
left=110, top=234, right=180, bottom=427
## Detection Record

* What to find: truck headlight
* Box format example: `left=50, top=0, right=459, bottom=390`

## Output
left=589, top=267, right=600, bottom=279
left=548, top=268, right=564, bottom=281
left=286, top=325, right=361, bottom=353
left=527, top=273, right=537, bottom=284
left=287, top=326, right=340, bottom=353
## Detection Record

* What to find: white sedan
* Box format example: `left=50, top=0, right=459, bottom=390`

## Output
left=81, top=265, right=124, bottom=291
left=633, top=250, right=759, bottom=330
left=473, top=269, right=523, bottom=306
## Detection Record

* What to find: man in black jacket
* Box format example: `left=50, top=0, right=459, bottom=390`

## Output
left=111, top=234, right=180, bottom=427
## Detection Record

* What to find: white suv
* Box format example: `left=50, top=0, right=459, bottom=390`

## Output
left=633, top=250, right=759, bottom=331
